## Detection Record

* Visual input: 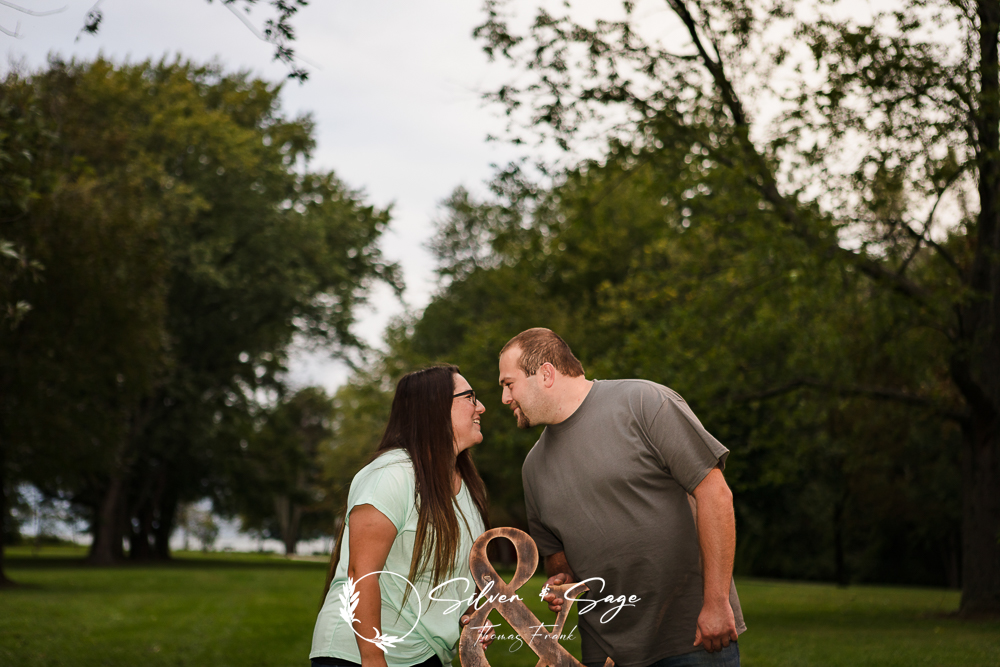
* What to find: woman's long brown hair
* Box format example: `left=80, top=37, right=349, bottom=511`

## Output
left=321, top=365, right=490, bottom=604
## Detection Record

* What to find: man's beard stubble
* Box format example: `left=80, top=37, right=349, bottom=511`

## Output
left=513, top=401, right=532, bottom=429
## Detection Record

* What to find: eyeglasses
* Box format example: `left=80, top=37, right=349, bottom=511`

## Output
left=453, top=389, right=478, bottom=405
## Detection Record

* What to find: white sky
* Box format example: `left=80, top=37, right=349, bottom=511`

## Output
left=1, top=0, right=545, bottom=391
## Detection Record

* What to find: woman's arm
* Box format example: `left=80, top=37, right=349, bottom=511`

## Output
left=347, top=503, right=398, bottom=667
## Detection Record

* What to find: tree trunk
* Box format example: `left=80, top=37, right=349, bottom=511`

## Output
left=285, top=505, right=302, bottom=556
left=833, top=492, right=848, bottom=587
left=960, top=0, right=1000, bottom=615
left=274, top=495, right=301, bottom=556
left=128, top=499, right=153, bottom=561
left=87, top=474, right=127, bottom=564
left=944, top=531, right=961, bottom=590
left=0, top=440, right=13, bottom=588
left=152, top=483, right=178, bottom=560
left=960, top=413, right=1000, bottom=615
left=129, top=467, right=174, bottom=561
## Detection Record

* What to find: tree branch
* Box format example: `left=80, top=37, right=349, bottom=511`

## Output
left=665, top=0, right=934, bottom=307
left=898, top=177, right=963, bottom=277
left=221, top=0, right=317, bottom=72
left=729, top=377, right=967, bottom=422
left=0, top=0, right=64, bottom=16
left=223, top=0, right=268, bottom=41
left=665, top=0, right=748, bottom=126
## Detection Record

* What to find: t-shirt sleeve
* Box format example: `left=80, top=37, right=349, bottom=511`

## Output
left=347, top=455, right=415, bottom=532
left=522, top=462, right=564, bottom=557
left=645, top=392, right=730, bottom=494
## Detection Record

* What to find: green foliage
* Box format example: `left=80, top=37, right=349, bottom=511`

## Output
left=0, top=57, right=399, bottom=566
left=446, top=0, right=993, bottom=603
left=176, top=505, right=221, bottom=552
left=0, top=76, right=46, bottom=332
left=331, top=120, right=963, bottom=585
left=318, top=369, right=395, bottom=516
left=232, top=387, right=338, bottom=554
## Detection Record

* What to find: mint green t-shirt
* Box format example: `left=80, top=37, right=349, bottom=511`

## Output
left=311, top=449, right=486, bottom=666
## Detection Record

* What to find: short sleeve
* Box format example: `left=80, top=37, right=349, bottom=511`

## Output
left=522, top=462, right=564, bottom=557
left=347, top=452, right=416, bottom=532
left=645, top=393, right=729, bottom=494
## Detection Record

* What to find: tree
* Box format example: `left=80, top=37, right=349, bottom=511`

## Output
left=319, top=370, right=395, bottom=515
left=233, top=387, right=337, bottom=556
left=473, top=0, right=998, bottom=615
left=0, top=60, right=172, bottom=579
left=0, top=58, right=399, bottom=576
left=0, top=75, right=49, bottom=587
left=180, top=505, right=220, bottom=552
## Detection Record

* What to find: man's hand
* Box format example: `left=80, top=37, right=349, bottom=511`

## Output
left=541, top=552, right=577, bottom=613
left=692, top=598, right=738, bottom=652
left=541, top=572, right=570, bottom=612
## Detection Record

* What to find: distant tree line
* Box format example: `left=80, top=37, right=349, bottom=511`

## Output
left=0, top=57, right=399, bottom=581
left=323, top=0, right=998, bottom=618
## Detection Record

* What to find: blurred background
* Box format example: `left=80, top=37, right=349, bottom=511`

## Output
left=1, top=0, right=999, bottom=665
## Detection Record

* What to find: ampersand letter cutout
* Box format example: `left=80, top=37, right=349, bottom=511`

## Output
left=458, top=527, right=615, bottom=667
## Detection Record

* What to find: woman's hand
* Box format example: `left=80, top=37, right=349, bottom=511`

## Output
left=460, top=606, right=496, bottom=651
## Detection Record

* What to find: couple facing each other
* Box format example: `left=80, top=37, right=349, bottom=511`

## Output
left=310, top=328, right=746, bottom=667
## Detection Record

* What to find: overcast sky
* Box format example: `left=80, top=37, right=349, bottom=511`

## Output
left=1, top=0, right=553, bottom=390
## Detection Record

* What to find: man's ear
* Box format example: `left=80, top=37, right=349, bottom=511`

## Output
left=539, top=362, right=556, bottom=388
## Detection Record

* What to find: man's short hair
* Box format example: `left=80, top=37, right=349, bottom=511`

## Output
left=501, top=328, right=585, bottom=378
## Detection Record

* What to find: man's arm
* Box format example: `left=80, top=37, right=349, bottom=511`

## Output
left=540, top=551, right=577, bottom=612
left=690, top=467, right=739, bottom=653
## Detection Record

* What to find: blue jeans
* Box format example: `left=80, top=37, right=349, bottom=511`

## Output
left=646, top=643, right=740, bottom=667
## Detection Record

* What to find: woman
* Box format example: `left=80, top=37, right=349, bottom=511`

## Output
left=311, top=365, right=490, bottom=667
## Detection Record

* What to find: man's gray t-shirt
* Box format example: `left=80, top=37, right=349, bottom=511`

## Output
left=522, top=379, right=746, bottom=667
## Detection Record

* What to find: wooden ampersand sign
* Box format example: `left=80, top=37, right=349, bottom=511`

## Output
left=458, top=527, right=615, bottom=667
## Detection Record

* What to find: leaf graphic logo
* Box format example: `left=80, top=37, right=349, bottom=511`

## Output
left=337, top=572, right=423, bottom=654
left=339, top=577, right=360, bottom=627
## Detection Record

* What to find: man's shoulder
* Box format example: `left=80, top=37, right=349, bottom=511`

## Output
left=594, top=378, right=684, bottom=404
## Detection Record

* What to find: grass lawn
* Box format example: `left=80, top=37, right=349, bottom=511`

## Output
left=1, top=547, right=998, bottom=667
left=734, top=579, right=999, bottom=667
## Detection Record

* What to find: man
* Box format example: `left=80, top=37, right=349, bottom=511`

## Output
left=498, top=328, right=745, bottom=667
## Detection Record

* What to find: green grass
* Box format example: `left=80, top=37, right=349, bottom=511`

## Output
left=1, top=549, right=998, bottom=667
left=736, top=579, right=1000, bottom=667
left=1, top=548, right=326, bottom=667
